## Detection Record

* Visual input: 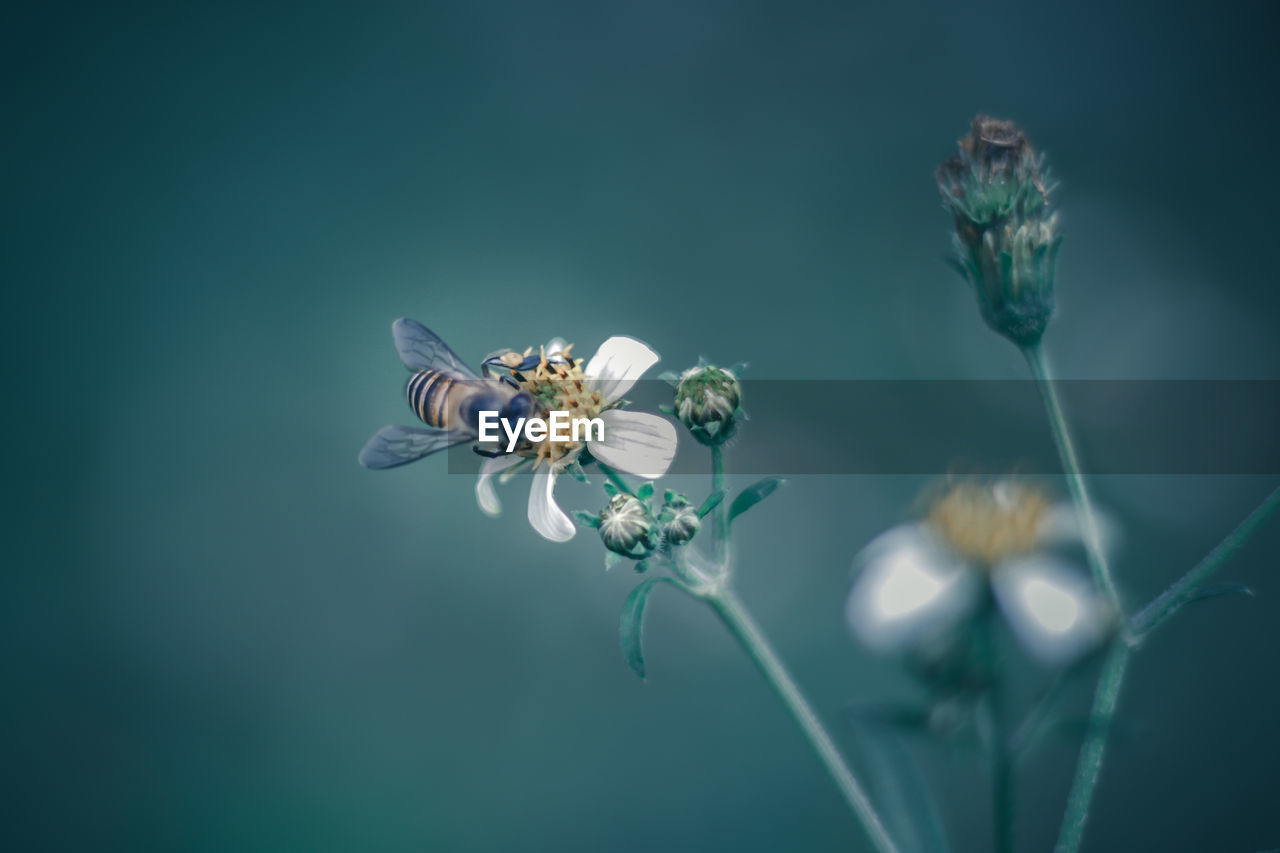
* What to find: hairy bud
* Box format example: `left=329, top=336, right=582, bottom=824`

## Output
left=937, top=116, right=1061, bottom=346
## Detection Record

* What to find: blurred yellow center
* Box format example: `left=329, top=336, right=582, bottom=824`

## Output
left=927, top=482, right=1048, bottom=565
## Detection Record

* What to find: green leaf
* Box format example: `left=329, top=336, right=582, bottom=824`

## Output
left=697, top=489, right=726, bottom=519
left=620, top=576, right=688, bottom=679
left=728, top=478, right=785, bottom=522
left=573, top=510, right=600, bottom=529
left=637, top=482, right=655, bottom=501
left=1186, top=582, right=1255, bottom=605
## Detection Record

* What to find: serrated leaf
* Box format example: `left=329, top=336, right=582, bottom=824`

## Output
left=728, top=478, right=785, bottom=522
left=620, top=576, right=688, bottom=679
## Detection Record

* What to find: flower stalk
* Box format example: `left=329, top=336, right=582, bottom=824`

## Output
left=1055, top=484, right=1280, bottom=853
left=1129, top=485, right=1280, bottom=641
left=704, top=588, right=900, bottom=853
left=662, top=384, right=898, bottom=852
left=1053, top=641, right=1130, bottom=853
left=1022, top=343, right=1123, bottom=622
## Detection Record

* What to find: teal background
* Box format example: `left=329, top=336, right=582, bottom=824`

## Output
left=5, top=1, right=1280, bottom=851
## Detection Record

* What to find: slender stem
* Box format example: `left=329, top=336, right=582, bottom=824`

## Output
left=597, top=462, right=638, bottom=498
left=976, top=608, right=1014, bottom=853
left=706, top=590, right=900, bottom=853
left=1010, top=672, right=1066, bottom=756
left=1053, top=642, right=1131, bottom=853
left=1054, top=488, right=1280, bottom=852
left=991, top=720, right=1014, bottom=853
left=1024, top=342, right=1128, bottom=853
left=1022, top=344, right=1123, bottom=619
left=710, top=445, right=729, bottom=565
left=1130, top=485, right=1280, bottom=640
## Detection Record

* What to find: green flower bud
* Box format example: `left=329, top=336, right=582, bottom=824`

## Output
left=658, top=493, right=701, bottom=546
left=674, top=365, right=741, bottom=446
left=598, top=493, right=659, bottom=559
left=936, top=116, right=1061, bottom=347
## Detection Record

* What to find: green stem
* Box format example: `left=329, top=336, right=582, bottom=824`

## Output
left=706, top=590, right=900, bottom=853
left=976, top=607, right=1014, bottom=853
left=710, top=444, right=729, bottom=565
left=1129, top=485, right=1280, bottom=640
left=1022, top=344, right=1123, bottom=619
left=1053, top=642, right=1131, bottom=853
left=1010, top=673, right=1066, bottom=756
left=597, top=463, right=638, bottom=498
left=991, top=718, right=1014, bottom=853
left=1023, top=342, right=1128, bottom=853
left=1054, top=488, right=1280, bottom=853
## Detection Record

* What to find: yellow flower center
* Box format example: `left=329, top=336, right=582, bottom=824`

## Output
left=506, top=344, right=612, bottom=470
left=927, top=481, right=1048, bottom=565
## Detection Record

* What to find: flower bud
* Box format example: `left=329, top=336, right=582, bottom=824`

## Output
left=674, top=365, right=741, bottom=445
left=658, top=493, right=701, bottom=546
left=936, top=116, right=1061, bottom=346
left=597, top=493, right=659, bottom=559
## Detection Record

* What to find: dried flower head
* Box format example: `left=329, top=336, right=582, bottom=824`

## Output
left=937, top=116, right=1061, bottom=346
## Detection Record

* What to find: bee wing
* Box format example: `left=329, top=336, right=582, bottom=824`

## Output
left=392, top=318, right=480, bottom=378
left=358, top=424, right=468, bottom=469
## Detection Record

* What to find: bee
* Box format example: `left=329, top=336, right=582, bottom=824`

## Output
left=359, top=319, right=536, bottom=469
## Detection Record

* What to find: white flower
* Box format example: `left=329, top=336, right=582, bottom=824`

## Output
left=845, top=481, right=1115, bottom=667
left=474, top=335, right=678, bottom=543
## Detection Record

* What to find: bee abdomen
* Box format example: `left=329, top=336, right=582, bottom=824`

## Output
left=406, top=369, right=456, bottom=429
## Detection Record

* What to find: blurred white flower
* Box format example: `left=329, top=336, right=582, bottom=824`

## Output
left=846, top=481, right=1115, bottom=667
left=475, top=335, right=678, bottom=543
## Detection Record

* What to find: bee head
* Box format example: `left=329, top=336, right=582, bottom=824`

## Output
left=501, top=391, right=535, bottom=423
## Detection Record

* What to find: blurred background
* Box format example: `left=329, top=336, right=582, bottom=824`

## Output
left=4, top=1, right=1279, bottom=850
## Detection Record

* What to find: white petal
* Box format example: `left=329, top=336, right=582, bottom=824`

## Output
left=475, top=454, right=522, bottom=517
left=584, top=336, right=659, bottom=402
left=845, top=524, right=981, bottom=654
left=1037, top=502, right=1122, bottom=556
left=592, top=410, right=677, bottom=479
left=528, top=466, right=575, bottom=542
left=993, top=557, right=1113, bottom=666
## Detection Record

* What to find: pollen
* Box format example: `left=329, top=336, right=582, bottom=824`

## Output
left=507, top=343, right=610, bottom=470
left=927, top=481, right=1049, bottom=565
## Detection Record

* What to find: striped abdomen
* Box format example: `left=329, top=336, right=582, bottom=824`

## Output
left=406, top=369, right=462, bottom=430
